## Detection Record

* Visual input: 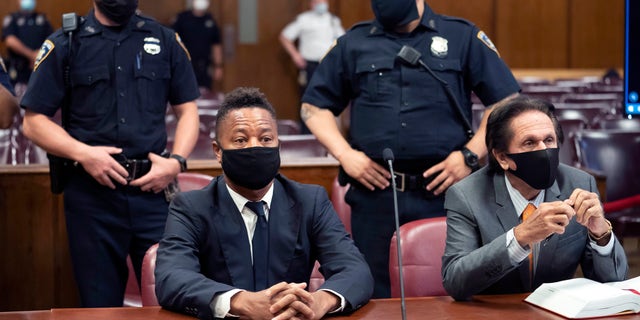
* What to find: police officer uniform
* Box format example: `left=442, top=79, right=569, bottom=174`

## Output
left=0, top=57, right=15, bottom=94
left=171, top=10, right=221, bottom=89
left=21, top=10, right=199, bottom=307
left=1, top=10, right=52, bottom=84
left=302, top=3, right=520, bottom=298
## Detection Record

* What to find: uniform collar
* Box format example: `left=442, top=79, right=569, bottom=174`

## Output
left=368, top=2, right=438, bottom=37
left=78, top=9, right=151, bottom=38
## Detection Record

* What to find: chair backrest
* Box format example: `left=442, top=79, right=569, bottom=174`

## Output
left=389, top=217, right=447, bottom=297
left=574, top=130, right=640, bottom=201
left=330, top=176, right=351, bottom=235
left=141, top=243, right=160, bottom=306
left=123, top=255, right=142, bottom=307
left=277, top=119, right=302, bottom=135
left=177, top=172, right=214, bottom=192
left=596, top=118, right=640, bottom=131
left=279, top=134, right=327, bottom=158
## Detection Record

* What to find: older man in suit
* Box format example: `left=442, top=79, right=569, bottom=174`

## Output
left=441, top=96, right=628, bottom=301
left=155, top=87, right=373, bottom=320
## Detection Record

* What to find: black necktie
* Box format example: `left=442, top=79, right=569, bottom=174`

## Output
left=245, top=201, right=268, bottom=291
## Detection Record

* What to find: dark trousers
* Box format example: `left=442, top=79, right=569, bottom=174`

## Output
left=346, top=184, right=445, bottom=298
left=63, top=171, right=168, bottom=307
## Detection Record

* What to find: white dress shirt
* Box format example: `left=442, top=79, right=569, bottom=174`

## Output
left=281, top=10, right=345, bottom=62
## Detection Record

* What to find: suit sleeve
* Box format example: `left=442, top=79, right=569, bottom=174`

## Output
left=155, top=193, right=235, bottom=320
left=441, top=183, right=519, bottom=300
left=310, top=187, right=373, bottom=311
left=580, top=174, right=629, bottom=282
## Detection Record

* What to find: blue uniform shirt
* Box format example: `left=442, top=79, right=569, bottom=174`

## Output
left=303, top=4, right=520, bottom=160
left=1, top=11, right=53, bottom=83
left=0, top=58, right=15, bottom=95
left=21, top=11, right=199, bottom=158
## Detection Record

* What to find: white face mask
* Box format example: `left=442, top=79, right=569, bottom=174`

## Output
left=313, top=2, right=328, bottom=14
left=193, top=0, right=209, bottom=11
left=20, top=0, right=36, bottom=11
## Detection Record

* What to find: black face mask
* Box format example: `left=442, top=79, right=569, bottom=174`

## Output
left=221, top=146, right=281, bottom=190
left=507, top=148, right=560, bottom=190
left=371, top=0, right=419, bottom=30
left=95, top=0, right=138, bottom=25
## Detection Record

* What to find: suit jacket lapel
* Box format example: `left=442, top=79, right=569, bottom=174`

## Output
left=268, top=178, right=300, bottom=284
left=213, top=178, right=255, bottom=290
left=493, top=172, right=531, bottom=291
left=534, top=181, right=563, bottom=288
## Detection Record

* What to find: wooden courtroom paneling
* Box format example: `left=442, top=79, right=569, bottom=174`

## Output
left=0, top=168, right=78, bottom=311
left=568, top=0, right=624, bottom=68
left=495, top=0, right=570, bottom=68
left=428, top=0, right=495, bottom=39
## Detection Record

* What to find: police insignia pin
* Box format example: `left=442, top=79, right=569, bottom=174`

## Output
left=430, top=36, right=448, bottom=58
left=3, top=16, right=11, bottom=28
left=477, top=31, right=499, bottom=56
left=33, top=40, right=55, bottom=71
left=143, top=37, right=161, bottom=55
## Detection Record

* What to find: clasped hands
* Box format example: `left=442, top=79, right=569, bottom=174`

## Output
left=230, top=282, right=339, bottom=320
left=514, top=188, right=611, bottom=247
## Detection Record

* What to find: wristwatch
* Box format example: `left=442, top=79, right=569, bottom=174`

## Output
left=460, top=147, right=479, bottom=171
left=170, top=154, right=187, bottom=172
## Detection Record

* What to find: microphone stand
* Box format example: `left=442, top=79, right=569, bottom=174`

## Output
left=384, top=148, right=407, bottom=320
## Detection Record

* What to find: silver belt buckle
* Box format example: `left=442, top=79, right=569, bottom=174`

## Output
left=394, top=172, right=405, bottom=192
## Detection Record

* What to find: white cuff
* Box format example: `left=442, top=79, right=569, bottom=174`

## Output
left=506, top=228, right=530, bottom=266
left=211, top=289, right=243, bottom=318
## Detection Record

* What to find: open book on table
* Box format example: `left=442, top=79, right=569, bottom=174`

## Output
left=524, top=276, right=640, bottom=319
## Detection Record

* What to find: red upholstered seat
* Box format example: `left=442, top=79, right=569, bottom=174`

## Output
left=389, top=217, right=447, bottom=297
left=141, top=243, right=160, bottom=306
left=123, top=255, right=142, bottom=307
left=331, top=176, right=351, bottom=235
left=177, top=172, right=214, bottom=192
left=308, top=176, right=353, bottom=291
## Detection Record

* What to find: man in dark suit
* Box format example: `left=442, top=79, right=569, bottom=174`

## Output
left=442, top=96, right=628, bottom=301
left=155, top=87, right=373, bottom=319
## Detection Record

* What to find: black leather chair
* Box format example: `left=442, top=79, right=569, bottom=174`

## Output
left=574, top=130, right=640, bottom=241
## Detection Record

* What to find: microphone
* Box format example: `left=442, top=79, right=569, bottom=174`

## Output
left=383, top=148, right=407, bottom=320
left=396, top=45, right=474, bottom=140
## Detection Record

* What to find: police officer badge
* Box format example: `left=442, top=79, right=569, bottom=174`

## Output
left=143, top=37, right=161, bottom=55
left=430, top=36, right=448, bottom=58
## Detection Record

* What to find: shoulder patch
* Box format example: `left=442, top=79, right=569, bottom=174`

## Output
left=175, top=33, right=191, bottom=61
left=477, top=30, right=499, bottom=56
left=33, top=40, right=55, bottom=71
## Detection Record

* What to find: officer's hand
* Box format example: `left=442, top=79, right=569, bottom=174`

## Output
left=129, top=153, right=180, bottom=193
left=514, top=201, right=574, bottom=246
left=423, top=151, right=471, bottom=196
left=338, top=149, right=390, bottom=191
left=78, top=146, right=128, bottom=189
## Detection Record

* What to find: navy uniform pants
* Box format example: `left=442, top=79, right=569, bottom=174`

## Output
left=346, top=184, right=445, bottom=298
left=63, top=170, right=168, bottom=307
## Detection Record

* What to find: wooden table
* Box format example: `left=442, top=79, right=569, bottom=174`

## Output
left=2, top=294, right=639, bottom=319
